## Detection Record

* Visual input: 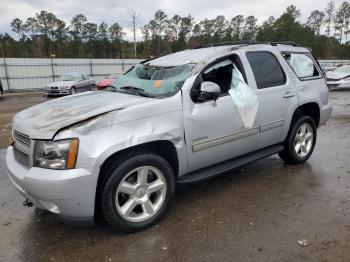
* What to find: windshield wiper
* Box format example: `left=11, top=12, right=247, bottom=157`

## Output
left=119, top=86, right=152, bottom=97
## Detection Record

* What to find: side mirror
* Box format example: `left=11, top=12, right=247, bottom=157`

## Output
left=198, top=81, right=220, bottom=102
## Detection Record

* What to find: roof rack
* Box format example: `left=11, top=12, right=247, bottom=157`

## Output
left=196, top=41, right=298, bottom=49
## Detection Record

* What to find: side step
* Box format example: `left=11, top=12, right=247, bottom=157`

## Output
left=177, top=144, right=284, bottom=184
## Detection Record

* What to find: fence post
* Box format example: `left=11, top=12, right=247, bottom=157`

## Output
left=121, top=58, right=125, bottom=72
left=3, top=57, right=10, bottom=91
left=50, top=57, right=55, bottom=82
left=89, top=58, right=93, bottom=77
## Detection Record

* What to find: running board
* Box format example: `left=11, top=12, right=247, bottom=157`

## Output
left=177, top=144, right=284, bottom=184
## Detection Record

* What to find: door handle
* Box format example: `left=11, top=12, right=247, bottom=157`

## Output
left=283, top=91, right=296, bottom=98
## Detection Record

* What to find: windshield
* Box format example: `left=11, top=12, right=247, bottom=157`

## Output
left=335, top=65, right=350, bottom=73
left=59, top=74, right=77, bottom=81
left=109, top=64, right=194, bottom=98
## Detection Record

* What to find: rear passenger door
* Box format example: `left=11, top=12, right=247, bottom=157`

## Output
left=244, top=51, right=299, bottom=148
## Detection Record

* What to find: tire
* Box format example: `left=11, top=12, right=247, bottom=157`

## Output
left=70, top=87, right=76, bottom=95
left=90, top=84, right=95, bottom=91
left=0, top=83, right=3, bottom=99
left=279, top=115, right=317, bottom=164
left=100, top=151, right=175, bottom=233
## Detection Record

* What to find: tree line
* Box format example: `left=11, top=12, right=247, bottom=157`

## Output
left=1, top=1, right=350, bottom=60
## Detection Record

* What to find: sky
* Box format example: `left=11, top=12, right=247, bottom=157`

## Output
left=0, top=0, right=345, bottom=41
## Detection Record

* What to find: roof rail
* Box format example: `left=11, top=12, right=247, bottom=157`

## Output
left=196, top=41, right=298, bottom=49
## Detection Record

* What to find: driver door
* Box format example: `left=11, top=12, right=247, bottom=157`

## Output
left=183, top=57, right=259, bottom=173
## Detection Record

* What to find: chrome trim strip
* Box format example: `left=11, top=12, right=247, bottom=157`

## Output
left=192, top=127, right=259, bottom=152
left=259, top=120, right=284, bottom=133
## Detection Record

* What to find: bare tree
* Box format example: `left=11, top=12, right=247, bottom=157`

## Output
left=128, top=9, right=139, bottom=58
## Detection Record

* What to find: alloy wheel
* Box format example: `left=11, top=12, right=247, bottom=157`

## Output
left=115, top=166, right=167, bottom=222
left=294, top=123, right=313, bottom=158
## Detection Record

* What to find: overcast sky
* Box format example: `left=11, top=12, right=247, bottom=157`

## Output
left=0, top=0, right=345, bottom=40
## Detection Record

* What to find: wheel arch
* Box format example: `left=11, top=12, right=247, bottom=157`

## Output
left=292, top=102, right=320, bottom=127
left=94, top=140, right=179, bottom=218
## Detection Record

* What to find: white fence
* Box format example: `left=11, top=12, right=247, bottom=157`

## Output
left=0, top=58, right=143, bottom=91
left=0, top=58, right=349, bottom=91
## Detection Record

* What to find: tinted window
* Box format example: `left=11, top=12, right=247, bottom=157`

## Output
left=246, top=52, right=286, bottom=89
left=284, top=53, right=320, bottom=79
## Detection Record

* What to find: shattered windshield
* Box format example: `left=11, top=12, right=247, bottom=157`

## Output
left=109, top=64, right=194, bottom=98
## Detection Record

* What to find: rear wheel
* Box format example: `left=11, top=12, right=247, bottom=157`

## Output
left=90, top=84, right=95, bottom=91
left=279, top=115, right=317, bottom=164
left=100, top=152, right=175, bottom=232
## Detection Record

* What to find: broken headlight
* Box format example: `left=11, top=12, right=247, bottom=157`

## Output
left=33, top=139, right=79, bottom=169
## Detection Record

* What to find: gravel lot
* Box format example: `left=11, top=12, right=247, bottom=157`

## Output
left=0, top=91, right=349, bottom=262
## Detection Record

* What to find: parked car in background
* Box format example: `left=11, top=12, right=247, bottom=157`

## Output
left=319, top=62, right=336, bottom=73
left=96, top=73, right=122, bottom=90
left=326, top=65, right=350, bottom=89
left=44, top=73, right=96, bottom=96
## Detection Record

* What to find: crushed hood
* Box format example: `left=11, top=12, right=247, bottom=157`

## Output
left=326, top=71, right=350, bottom=80
left=13, top=91, right=151, bottom=139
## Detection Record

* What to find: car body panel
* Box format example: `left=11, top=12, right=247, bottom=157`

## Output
left=13, top=91, right=151, bottom=139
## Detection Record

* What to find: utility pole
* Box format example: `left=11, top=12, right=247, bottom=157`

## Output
left=128, top=9, right=139, bottom=58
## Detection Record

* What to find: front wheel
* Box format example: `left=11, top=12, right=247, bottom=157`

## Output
left=101, top=152, right=175, bottom=232
left=279, top=115, right=317, bottom=164
left=70, top=87, right=76, bottom=95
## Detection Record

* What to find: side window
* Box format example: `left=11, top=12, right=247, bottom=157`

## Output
left=246, top=52, right=286, bottom=89
left=283, top=53, right=320, bottom=79
left=83, top=74, right=90, bottom=80
left=202, top=59, right=233, bottom=95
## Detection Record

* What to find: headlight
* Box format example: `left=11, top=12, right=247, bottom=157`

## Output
left=34, top=139, right=79, bottom=169
left=63, top=86, right=71, bottom=89
left=343, top=76, right=350, bottom=81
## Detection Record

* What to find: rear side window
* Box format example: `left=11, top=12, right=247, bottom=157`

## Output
left=283, top=53, right=320, bottom=79
left=246, top=51, right=286, bottom=89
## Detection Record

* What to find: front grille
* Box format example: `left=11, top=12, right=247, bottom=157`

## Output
left=13, top=147, right=30, bottom=168
left=13, top=130, right=31, bottom=147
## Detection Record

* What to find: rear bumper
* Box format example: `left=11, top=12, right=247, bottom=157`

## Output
left=6, top=147, right=95, bottom=226
left=319, top=104, right=332, bottom=126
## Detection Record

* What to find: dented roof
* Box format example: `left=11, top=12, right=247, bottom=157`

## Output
left=147, top=44, right=310, bottom=68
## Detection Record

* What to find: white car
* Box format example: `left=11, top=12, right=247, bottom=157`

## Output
left=44, top=73, right=96, bottom=96
left=326, top=65, right=350, bottom=89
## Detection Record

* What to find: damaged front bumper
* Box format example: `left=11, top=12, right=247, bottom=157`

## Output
left=6, top=146, right=95, bottom=226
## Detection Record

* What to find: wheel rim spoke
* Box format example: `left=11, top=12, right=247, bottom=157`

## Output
left=148, top=179, right=166, bottom=193
left=118, top=181, right=137, bottom=195
left=120, top=198, right=138, bottom=217
left=142, top=199, right=155, bottom=215
left=137, top=168, right=148, bottom=185
left=295, top=142, right=301, bottom=153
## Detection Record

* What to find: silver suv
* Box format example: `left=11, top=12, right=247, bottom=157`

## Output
left=6, top=43, right=332, bottom=232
